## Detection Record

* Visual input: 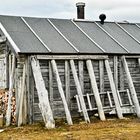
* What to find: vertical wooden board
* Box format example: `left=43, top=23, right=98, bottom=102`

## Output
left=78, top=61, right=84, bottom=93
left=31, top=57, right=55, bottom=129
left=122, top=56, right=140, bottom=118
left=119, top=57, right=125, bottom=90
left=18, top=64, right=26, bottom=126
left=114, top=56, right=118, bottom=89
left=51, top=60, right=73, bottom=125
left=65, top=61, right=70, bottom=107
left=86, top=60, right=105, bottom=121
left=105, top=59, right=123, bottom=119
left=99, top=60, right=104, bottom=93
left=49, top=61, right=53, bottom=107
left=70, top=60, right=90, bottom=123
left=6, top=55, right=16, bottom=126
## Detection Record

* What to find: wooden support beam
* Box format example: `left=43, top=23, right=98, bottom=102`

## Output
left=65, top=61, right=70, bottom=107
left=70, top=60, right=90, bottom=123
left=86, top=60, right=105, bottom=121
left=6, top=55, right=16, bottom=126
left=18, top=64, right=26, bottom=126
left=78, top=61, right=84, bottom=93
left=114, top=56, right=118, bottom=89
left=31, top=57, right=55, bottom=129
left=37, top=55, right=108, bottom=60
left=105, top=59, right=123, bottom=119
left=121, top=56, right=140, bottom=118
left=51, top=60, right=73, bottom=125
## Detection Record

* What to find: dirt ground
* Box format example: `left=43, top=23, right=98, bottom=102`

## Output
left=1, top=117, right=140, bottom=140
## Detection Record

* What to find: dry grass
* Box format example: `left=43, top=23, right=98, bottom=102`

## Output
left=1, top=117, right=140, bottom=140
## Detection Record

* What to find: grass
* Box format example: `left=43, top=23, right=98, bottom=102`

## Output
left=1, top=117, right=140, bottom=140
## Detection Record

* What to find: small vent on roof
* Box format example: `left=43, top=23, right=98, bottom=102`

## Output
left=99, top=14, right=106, bottom=24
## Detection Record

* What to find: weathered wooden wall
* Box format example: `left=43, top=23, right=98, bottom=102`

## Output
left=5, top=54, right=140, bottom=123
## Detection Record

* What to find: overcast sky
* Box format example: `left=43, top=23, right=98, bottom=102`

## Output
left=0, top=0, right=140, bottom=22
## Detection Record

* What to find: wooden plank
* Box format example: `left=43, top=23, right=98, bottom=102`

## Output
left=125, top=56, right=140, bottom=58
left=105, top=59, right=123, bottom=119
left=119, top=59, right=124, bottom=90
left=51, top=60, right=73, bottom=125
left=18, top=64, right=26, bottom=126
left=138, top=58, right=140, bottom=69
left=86, top=94, right=92, bottom=110
left=99, top=60, right=104, bottom=92
left=65, top=61, right=70, bottom=107
left=75, top=95, right=82, bottom=112
left=117, top=90, right=123, bottom=106
left=31, top=57, right=55, bottom=129
left=126, top=89, right=133, bottom=106
left=6, top=55, right=16, bottom=126
left=37, top=55, right=108, bottom=60
left=122, top=56, right=140, bottom=118
left=114, top=56, right=118, bottom=89
left=78, top=61, right=84, bottom=93
left=49, top=61, right=53, bottom=107
left=70, top=60, right=90, bottom=123
left=107, top=91, right=113, bottom=108
left=86, top=60, right=105, bottom=121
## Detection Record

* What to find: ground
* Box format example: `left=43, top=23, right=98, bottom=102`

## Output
left=0, top=117, right=140, bottom=140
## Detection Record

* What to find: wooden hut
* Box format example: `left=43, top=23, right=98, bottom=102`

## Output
left=0, top=11, right=140, bottom=128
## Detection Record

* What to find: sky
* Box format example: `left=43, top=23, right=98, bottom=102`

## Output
left=0, top=0, right=140, bottom=22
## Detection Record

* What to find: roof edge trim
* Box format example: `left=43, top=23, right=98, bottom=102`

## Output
left=0, top=22, right=20, bottom=53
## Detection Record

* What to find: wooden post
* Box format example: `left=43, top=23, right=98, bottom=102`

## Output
left=6, top=55, right=16, bottom=126
left=31, top=57, right=55, bottom=129
left=51, top=60, right=73, bottom=125
left=105, top=59, right=123, bottom=119
left=18, top=64, right=26, bottom=126
left=70, top=60, right=90, bottom=123
left=122, top=56, right=140, bottom=118
left=65, top=61, right=70, bottom=107
left=114, top=56, right=118, bottom=89
left=86, top=60, right=105, bottom=121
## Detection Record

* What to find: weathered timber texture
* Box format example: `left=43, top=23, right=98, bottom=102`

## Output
left=86, top=60, right=105, bottom=121
left=121, top=56, right=140, bottom=118
left=31, top=57, right=55, bottom=129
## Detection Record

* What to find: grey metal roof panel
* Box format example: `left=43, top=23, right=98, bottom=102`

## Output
left=119, top=23, right=140, bottom=43
left=76, top=21, right=127, bottom=53
left=0, top=15, right=48, bottom=53
left=97, top=22, right=140, bottom=53
left=49, top=18, right=104, bottom=53
left=24, top=17, right=77, bottom=53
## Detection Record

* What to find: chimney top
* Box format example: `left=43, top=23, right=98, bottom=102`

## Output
left=76, top=2, right=85, bottom=19
left=76, top=2, right=85, bottom=7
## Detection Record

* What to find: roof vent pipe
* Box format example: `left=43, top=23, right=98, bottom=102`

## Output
left=76, top=2, right=85, bottom=19
left=99, top=14, right=106, bottom=24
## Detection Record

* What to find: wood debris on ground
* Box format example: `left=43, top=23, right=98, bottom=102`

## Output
left=0, top=89, right=16, bottom=125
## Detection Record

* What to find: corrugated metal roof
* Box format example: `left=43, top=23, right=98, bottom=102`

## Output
left=0, top=15, right=140, bottom=54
